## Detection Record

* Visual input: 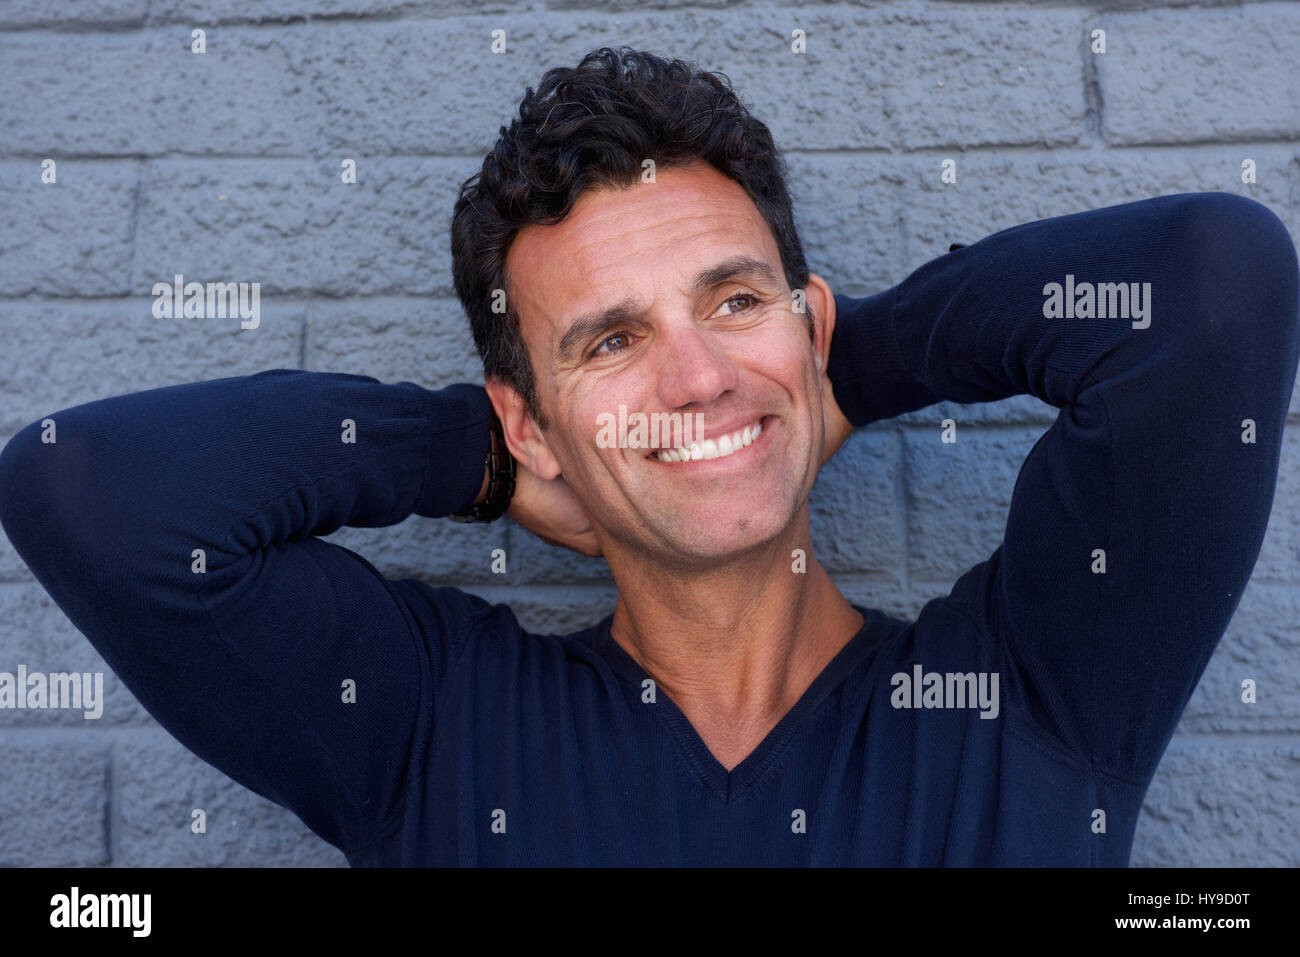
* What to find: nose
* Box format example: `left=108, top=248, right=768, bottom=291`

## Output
left=651, top=317, right=740, bottom=412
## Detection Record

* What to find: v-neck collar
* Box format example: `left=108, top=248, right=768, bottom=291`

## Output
left=589, top=604, right=880, bottom=803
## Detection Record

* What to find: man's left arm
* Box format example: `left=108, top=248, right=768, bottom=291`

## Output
left=828, top=192, right=1300, bottom=781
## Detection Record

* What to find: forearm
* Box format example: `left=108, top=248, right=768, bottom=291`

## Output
left=826, top=193, right=1264, bottom=426
left=0, top=368, right=491, bottom=630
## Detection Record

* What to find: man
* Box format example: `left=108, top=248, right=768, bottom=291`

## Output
left=1, top=46, right=1296, bottom=865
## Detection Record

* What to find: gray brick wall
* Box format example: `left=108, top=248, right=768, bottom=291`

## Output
left=1, top=0, right=1297, bottom=867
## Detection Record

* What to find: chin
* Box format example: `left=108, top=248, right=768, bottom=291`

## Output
left=657, top=505, right=797, bottom=563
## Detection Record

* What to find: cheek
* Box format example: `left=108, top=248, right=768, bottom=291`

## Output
left=752, top=347, right=818, bottom=403
left=740, top=317, right=815, bottom=373
left=552, top=401, right=623, bottom=480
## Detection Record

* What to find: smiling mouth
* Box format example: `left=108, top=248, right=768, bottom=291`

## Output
left=650, top=418, right=764, bottom=463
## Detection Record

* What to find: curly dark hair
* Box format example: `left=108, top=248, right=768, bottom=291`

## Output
left=451, top=46, right=812, bottom=430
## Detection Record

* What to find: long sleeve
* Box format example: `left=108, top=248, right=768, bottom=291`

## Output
left=827, top=192, right=1300, bottom=781
left=0, top=369, right=495, bottom=852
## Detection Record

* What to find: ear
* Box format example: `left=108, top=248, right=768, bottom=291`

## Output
left=484, top=378, right=562, bottom=480
left=804, top=273, right=837, bottom=375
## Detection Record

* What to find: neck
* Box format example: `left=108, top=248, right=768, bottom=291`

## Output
left=603, top=508, right=865, bottom=770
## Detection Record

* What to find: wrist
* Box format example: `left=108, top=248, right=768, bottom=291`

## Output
left=450, top=410, right=516, bottom=523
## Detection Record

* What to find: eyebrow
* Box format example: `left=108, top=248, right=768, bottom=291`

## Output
left=554, top=255, right=782, bottom=363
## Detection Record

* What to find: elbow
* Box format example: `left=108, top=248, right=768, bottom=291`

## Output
left=0, top=416, right=113, bottom=583
left=0, top=420, right=49, bottom=564
left=1161, top=193, right=1300, bottom=376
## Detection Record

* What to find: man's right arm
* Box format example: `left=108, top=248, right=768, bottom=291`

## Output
left=0, top=368, right=496, bottom=853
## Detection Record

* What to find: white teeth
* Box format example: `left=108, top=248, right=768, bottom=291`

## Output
left=654, top=419, right=763, bottom=464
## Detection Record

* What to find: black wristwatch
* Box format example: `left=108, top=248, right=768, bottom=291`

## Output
left=450, top=411, right=516, bottom=523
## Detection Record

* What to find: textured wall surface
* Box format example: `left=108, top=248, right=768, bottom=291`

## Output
left=0, top=0, right=1297, bottom=867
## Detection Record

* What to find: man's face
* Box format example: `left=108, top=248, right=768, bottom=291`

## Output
left=501, top=159, right=831, bottom=567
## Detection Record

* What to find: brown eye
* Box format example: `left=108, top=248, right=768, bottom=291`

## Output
left=594, top=331, right=631, bottom=356
left=722, top=294, right=759, bottom=315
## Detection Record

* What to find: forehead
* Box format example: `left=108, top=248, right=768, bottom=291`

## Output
left=503, top=160, right=776, bottom=334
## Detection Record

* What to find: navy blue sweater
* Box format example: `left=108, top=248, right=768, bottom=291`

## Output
left=1, top=192, right=1296, bottom=865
